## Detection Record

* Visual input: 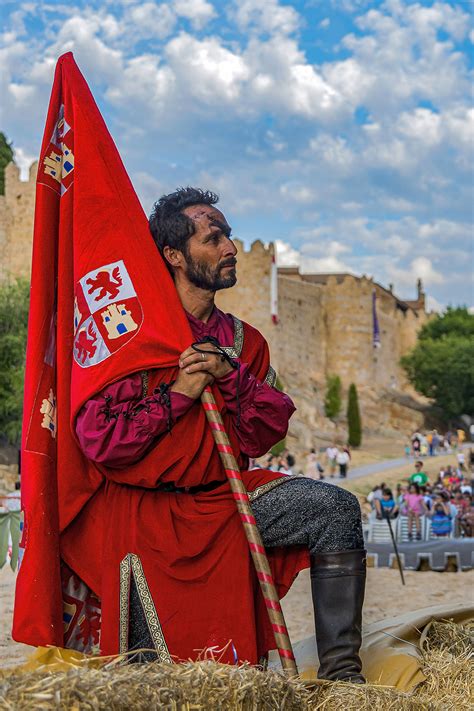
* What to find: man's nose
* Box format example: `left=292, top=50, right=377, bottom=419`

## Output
left=223, top=237, right=237, bottom=257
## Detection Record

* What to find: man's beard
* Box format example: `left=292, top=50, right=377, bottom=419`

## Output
left=184, top=254, right=237, bottom=291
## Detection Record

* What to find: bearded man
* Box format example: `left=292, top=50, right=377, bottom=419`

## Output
left=75, top=187, right=366, bottom=682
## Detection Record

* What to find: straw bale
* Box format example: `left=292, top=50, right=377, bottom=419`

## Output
left=0, top=620, right=472, bottom=710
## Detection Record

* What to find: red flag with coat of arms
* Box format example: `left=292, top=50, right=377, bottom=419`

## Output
left=13, top=52, right=192, bottom=646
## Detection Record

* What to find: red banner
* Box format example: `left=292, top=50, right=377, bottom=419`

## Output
left=13, top=52, right=191, bottom=646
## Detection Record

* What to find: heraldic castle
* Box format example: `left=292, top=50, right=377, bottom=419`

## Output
left=0, top=162, right=430, bottom=453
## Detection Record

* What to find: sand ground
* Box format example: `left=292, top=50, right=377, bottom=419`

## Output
left=1, top=564, right=473, bottom=669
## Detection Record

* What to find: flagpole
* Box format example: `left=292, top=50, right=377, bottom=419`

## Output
left=200, top=386, right=298, bottom=675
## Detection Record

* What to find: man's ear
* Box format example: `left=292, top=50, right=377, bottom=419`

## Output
left=163, top=245, right=184, bottom=269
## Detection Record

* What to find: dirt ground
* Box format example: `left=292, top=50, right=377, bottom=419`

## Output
left=1, top=564, right=473, bottom=669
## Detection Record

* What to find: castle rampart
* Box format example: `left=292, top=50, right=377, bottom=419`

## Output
left=217, top=240, right=430, bottom=449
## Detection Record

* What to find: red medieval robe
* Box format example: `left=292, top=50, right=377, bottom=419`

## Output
left=63, top=313, right=309, bottom=662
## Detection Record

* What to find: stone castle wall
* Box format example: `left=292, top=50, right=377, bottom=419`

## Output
left=0, top=162, right=37, bottom=282
left=0, top=163, right=429, bottom=453
left=217, top=240, right=430, bottom=451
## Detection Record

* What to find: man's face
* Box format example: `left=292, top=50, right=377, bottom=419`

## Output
left=180, top=204, right=237, bottom=291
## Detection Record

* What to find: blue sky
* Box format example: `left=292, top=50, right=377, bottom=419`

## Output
left=1, top=0, right=473, bottom=310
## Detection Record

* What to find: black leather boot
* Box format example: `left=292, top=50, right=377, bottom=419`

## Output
left=310, top=549, right=366, bottom=683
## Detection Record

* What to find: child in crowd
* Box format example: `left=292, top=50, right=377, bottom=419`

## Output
left=403, top=483, right=427, bottom=541
left=428, top=499, right=452, bottom=537
left=375, top=488, right=398, bottom=519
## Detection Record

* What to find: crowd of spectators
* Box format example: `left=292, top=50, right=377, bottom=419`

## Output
left=407, top=428, right=470, bottom=459
left=367, top=460, right=473, bottom=540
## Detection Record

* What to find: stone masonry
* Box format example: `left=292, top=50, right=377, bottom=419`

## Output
left=216, top=240, right=430, bottom=452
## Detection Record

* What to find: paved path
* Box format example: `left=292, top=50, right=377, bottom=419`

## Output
left=347, top=457, right=409, bottom=480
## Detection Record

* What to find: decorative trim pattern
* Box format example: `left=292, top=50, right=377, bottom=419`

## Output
left=248, top=476, right=305, bottom=502
left=140, top=370, right=149, bottom=398
left=119, top=556, right=131, bottom=654
left=119, top=553, right=172, bottom=662
left=264, top=365, right=277, bottom=387
left=221, top=316, right=244, bottom=359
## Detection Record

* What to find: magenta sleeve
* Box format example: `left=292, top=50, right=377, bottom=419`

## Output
left=217, top=362, right=296, bottom=458
left=75, top=373, right=194, bottom=468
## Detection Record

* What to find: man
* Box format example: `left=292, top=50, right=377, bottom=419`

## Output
left=409, top=461, right=429, bottom=486
left=75, top=188, right=366, bottom=682
left=325, top=442, right=338, bottom=478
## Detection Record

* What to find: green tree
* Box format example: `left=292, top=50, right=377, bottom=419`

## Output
left=0, top=132, right=14, bottom=195
left=347, top=383, right=362, bottom=447
left=324, top=374, right=342, bottom=420
left=0, top=279, right=29, bottom=445
left=401, top=307, right=474, bottom=421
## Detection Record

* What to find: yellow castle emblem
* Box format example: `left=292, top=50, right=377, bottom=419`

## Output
left=101, top=303, right=138, bottom=340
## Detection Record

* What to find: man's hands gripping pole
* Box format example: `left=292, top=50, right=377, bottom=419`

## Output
left=171, top=339, right=236, bottom=401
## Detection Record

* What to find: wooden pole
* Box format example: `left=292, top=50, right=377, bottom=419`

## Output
left=201, top=386, right=298, bottom=675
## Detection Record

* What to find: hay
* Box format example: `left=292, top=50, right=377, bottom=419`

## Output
left=1, top=620, right=472, bottom=710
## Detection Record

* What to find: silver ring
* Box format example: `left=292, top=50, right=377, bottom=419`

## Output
left=201, top=353, right=205, bottom=361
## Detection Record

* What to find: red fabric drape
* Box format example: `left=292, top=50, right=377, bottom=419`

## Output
left=13, top=52, right=191, bottom=646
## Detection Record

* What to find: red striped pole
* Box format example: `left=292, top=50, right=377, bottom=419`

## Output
left=201, top=386, right=298, bottom=675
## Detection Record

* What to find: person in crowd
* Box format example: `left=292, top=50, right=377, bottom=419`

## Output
left=411, top=433, right=421, bottom=456
left=404, top=443, right=411, bottom=458
left=420, top=485, right=432, bottom=511
left=367, top=484, right=384, bottom=510
left=459, top=495, right=474, bottom=537
left=305, top=448, right=319, bottom=479
left=374, top=488, right=398, bottom=520
left=409, top=461, right=429, bottom=486
left=306, top=448, right=325, bottom=480
left=403, top=483, right=427, bottom=541
left=266, top=454, right=279, bottom=472
left=336, top=446, right=350, bottom=479
left=449, top=468, right=462, bottom=487
left=325, top=443, right=338, bottom=478
left=469, top=448, right=474, bottom=473
left=396, top=483, right=408, bottom=509
left=460, top=480, right=472, bottom=495
left=278, top=453, right=294, bottom=476
left=428, top=499, right=452, bottom=538
left=456, top=450, right=466, bottom=472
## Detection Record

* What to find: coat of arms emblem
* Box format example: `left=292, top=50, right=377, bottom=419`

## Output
left=73, top=260, right=142, bottom=367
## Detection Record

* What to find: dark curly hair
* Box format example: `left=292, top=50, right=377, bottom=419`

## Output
left=148, top=187, right=219, bottom=270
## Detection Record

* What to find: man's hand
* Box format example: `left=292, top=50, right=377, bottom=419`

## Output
left=178, top=344, right=235, bottom=380
left=170, top=368, right=214, bottom=400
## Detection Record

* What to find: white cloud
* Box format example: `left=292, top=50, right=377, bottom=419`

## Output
left=309, top=134, right=354, bottom=172
left=426, top=294, right=444, bottom=313
left=173, top=0, right=216, bottom=30
left=166, top=33, right=249, bottom=103
left=280, top=182, right=315, bottom=204
left=397, top=108, right=442, bottom=146
left=13, top=145, right=36, bottom=180
left=231, top=0, right=300, bottom=36
left=127, top=3, right=176, bottom=39
left=275, top=239, right=300, bottom=266
left=386, top=256, right=445, bottom=291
